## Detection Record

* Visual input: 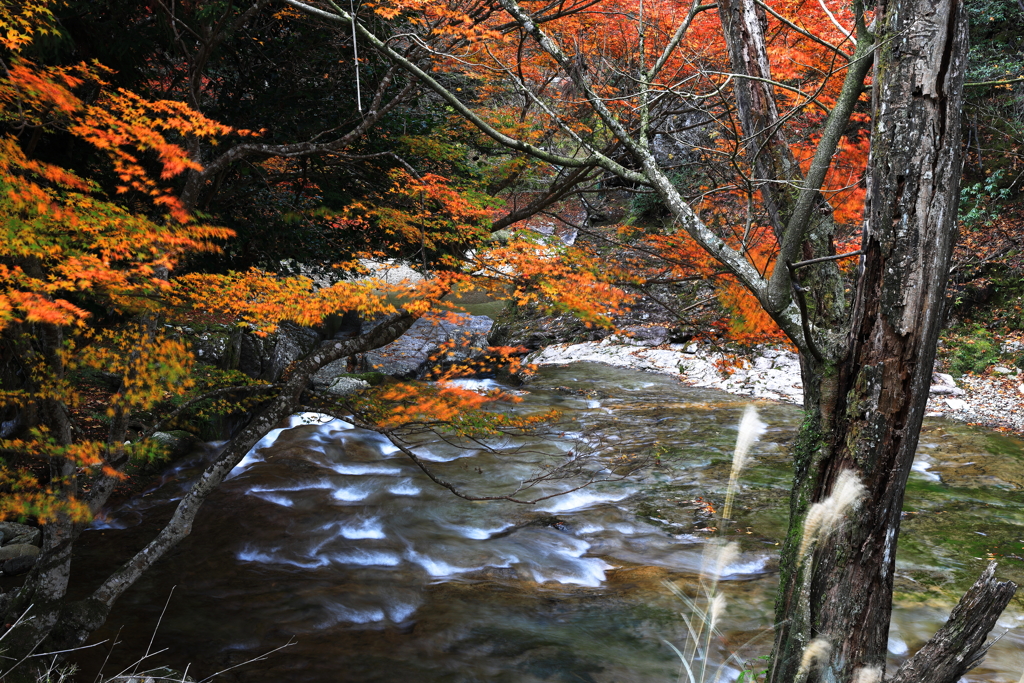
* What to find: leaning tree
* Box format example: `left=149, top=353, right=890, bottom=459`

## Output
left=284, top=0, right=1017, bottom=679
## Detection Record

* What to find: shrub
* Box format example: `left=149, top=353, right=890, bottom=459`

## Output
left=947, top=326, right=1001, bottom=375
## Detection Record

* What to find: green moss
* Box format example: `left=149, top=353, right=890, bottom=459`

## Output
left=946, top=325, right=1001, bottom=375
left=344, top=371, right=386, bottom=386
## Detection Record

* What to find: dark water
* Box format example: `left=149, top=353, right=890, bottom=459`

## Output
left=70, top=364, right=1024, bottom=682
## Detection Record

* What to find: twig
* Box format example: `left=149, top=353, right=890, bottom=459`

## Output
left=133, top=587, right=176, bottom=676
left=196, top=637, right=298, bottom=683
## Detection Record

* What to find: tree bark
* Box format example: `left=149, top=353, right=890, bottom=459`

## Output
left=768, top=3, right=1017, bottom=683
left=889, top=563, right=1017, bottom=683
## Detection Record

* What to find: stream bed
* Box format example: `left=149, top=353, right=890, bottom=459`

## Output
left=72, top=364, right=1024, bottom=682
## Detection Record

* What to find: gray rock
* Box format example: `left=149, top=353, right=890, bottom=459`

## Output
left=488, top=308, right=608, bottom=350
left=9, top=528, right=41, bottom=547
left=621, top=325, right=669, bottom=346
left=0, top=543, right=40, bottom=561
left=993, top=366, right=1015, bottom=375
left=944, top=397, right=969, bottom=412
left=2, top=553, right=36, bottom=576
left=0, top=521, right=35, bottom=545
left=192, top=329, right=230, bottom=362
left=264, top=323, right=321, bottom=382
left=364, top=315, right=493, bottom=379
left=325, top=377, right=371, bottom=396
left=184, top=322, right=323, bottom=382
left=151, top=431, right=198, bottom=459
left=311, top=358, right=353, bottom=389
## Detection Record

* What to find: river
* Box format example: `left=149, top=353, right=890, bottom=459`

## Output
left=71, top=363, right=1024, bottom=682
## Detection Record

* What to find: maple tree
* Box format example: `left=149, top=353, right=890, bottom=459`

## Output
left=280, top=0, right=1018, bottom=681
left=0, top=1, right=640, bottom=670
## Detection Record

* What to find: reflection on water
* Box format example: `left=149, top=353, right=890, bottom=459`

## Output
left=71, top=364, right=1024, bottom=682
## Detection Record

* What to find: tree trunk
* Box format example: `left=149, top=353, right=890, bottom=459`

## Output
left=768, top=2, right=1016, bottom=682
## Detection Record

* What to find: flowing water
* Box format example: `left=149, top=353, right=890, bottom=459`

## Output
left=71, top=364, right=1024, bottom=682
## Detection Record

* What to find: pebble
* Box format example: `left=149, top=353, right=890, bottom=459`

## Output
left=930, top=373, right=1024, bottom=434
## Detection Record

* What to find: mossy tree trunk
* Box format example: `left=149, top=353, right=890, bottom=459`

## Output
left=768, top=1, right=1016, bottom=681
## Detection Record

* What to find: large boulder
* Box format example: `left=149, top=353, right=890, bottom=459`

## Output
left=360, top=315, right=494, bottom=379
left=183, top=322, right=323, bottom=382
left=0, top=521, right=38, bottom=546
left=489, top=306, right=609, bottom=351
left=0, top=543, right=40, bottom=561
left=150, top=430, right=199, bottom=459
left=324, top=376, right=371, bottom=396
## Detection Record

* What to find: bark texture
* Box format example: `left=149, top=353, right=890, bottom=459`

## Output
left=889, top=563, right=1017, bottom=683
left=769, top=2, right=1016, bottom=682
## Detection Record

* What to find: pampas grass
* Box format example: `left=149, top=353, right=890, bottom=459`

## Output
left=722, top=405, right=767, bottom=522
left=795, top=638, right=831, bottom=682
left=798, top=469, right=866, bottom=563
left=852, top=665, right=883, bottom=683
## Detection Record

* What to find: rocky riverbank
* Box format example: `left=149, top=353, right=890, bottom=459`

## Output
left=525, top=335, right=1024, bottom=434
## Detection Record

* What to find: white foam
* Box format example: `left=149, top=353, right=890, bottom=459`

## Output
left=248, top=480, right=334, bottom=493
left=380, top=442, right=401, bottom=456
left=414, top=447, right=478, bottom=462
left=911, top=456, right=941, bottom=482
left=338, top=518, right=386, bottom=539
left=536, top=490, right=630, bottom=513
left=237, top=547, right=328, bottom=569
left=574, top=523, right=604, bottom=534
left=450, top=523, right=513, bottom=539
left=88, top=516, right=132, bottom=530
left=888, top=636, right=908, bottom=656
left=386, top=602, right=419, bottom=622
left=249, top=492, right=295, bottom=507
left=587, top=400, right=601, bottom=409
left=387, top=481, right=421, bottom=496
left=330, top=463, right=403, bottom=475
left=322, top=605, right=386, bottom=626
left=406, top=550, right=478, bottom=577
left=332, top=484, right=374, bottom=502
left=529, top=557, right=612, bottom=587
left=332, top=549, right=402, bottom=567
left=722, top=556, right=769, bottom=577
left=294, top=412, right=343, bottom=426
left=445, top=378, right=502, bottom=392
left=227, top=450, right=267, bottom=479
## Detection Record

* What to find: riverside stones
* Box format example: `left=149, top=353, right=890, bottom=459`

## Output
left=527, top=338, right=806, bottom=402
left=527, top=338, right=989, bottom=412
left=0, top=521, right=42, bottom=576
